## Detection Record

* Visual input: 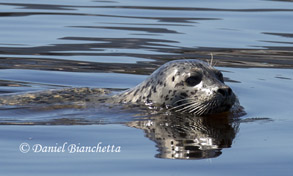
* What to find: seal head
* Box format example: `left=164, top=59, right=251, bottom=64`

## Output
left=116, top=59, right=236, bottom=116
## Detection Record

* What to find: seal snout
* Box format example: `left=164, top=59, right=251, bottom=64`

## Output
left=217, top=87, right=233, bottom=97
left=211, top=86, right=236, bottom=113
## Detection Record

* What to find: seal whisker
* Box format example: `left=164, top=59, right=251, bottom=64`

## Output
left=189, top=103, right=206, bottom=113
left=193, top=102, right=212, bottom=115
left=175, top=102, right=203, bottom=113
left=173, top=100, right=204, bottom=113
left=173, top=98, right=196, bottom=105
left=198, top=103, right=210, bottom=115
left=170, top=101, right=195, bottom=111
left=173, top=103, right=194, bottom=112
left=170, top=98, right=203, bottom=111
left=209, top=53, right=213, bottom=66
left=194, top=106, right=207, bottom=115
left=186, top=105, right=203, bottom=114
left=191, top=108, right=202, bottom=115
left=176, top=101, right=201, bottom=112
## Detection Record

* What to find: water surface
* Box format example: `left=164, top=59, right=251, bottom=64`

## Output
left=0, top=0, right=293, bottom=175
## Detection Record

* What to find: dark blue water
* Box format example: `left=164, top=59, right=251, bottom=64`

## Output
left=0, top=0, right=293, bottom=175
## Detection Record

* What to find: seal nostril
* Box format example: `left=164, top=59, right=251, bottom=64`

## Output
left=217, top=88, right=226, bottom=97
left=217, top=87, right=233, bottom=97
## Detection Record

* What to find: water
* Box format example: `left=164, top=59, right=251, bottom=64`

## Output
left=0, top=0, right=293, bottom=175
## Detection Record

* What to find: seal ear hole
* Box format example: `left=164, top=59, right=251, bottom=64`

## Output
left=185, top=75, right=202, bottom=87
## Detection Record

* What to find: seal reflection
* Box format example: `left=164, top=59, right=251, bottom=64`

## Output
left=127, top=113, right=239, bottom=160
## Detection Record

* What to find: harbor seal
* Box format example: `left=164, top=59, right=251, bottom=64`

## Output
left=112, top=59, right=236, bottom=115
left=0, top=59, right=237, bottom=116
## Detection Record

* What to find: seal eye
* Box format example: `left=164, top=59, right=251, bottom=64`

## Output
left=185, top=75, right=201, bottom=86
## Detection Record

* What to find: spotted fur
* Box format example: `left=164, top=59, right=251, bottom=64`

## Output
left=113, top=59, right=236, bottom=115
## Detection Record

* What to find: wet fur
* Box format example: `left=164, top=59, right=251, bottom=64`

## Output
left=114, top=59, right=236, bottom=116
